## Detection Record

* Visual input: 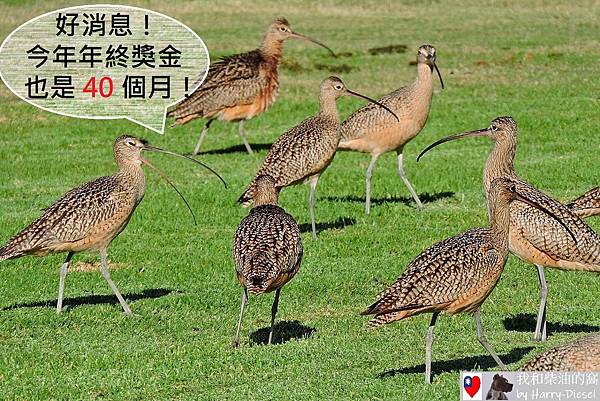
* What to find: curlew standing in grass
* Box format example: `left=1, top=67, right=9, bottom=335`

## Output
left=362, top=178, right=573, bottom=384
left=168, top=18, right=335, bottom=155
left=232, top=175, right=303, bottom=347
left=0, top=135, right=225, bottom=315
left=339, top=44, right=444, bottom=213
left=567, top=186, right=600, bottom=218
left=522, top=333, right=600, bottom=371
left=418, top=116, right=600, bottom=341
left=238, top=76, right=398, bottom=240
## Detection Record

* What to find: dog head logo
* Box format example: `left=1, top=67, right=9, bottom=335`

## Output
left=486, top=374, right=514, bottom=400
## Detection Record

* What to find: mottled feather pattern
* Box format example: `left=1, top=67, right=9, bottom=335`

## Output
left=568, top=186, right=600, bottom=218
left=0, top=173, right=141, bottom=259
left=233, top=205, right=303, bottom=294
left=364, top=228, right=505, bottom=327
left=522, top=334, right=600, bottom=371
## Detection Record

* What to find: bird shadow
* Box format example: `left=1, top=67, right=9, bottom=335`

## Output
left=2, top=288, right=174, bottom=311
left=378, top=346, right=534, bottom=380
left=325, top=191, right=454, bottom=207
left=299, top=217, right=356, bottom=234
left=249, top=320, right=316, bottom=346
left=503, top=313, right=600, bottom=336
left=190, top=143, right=272, bottom=156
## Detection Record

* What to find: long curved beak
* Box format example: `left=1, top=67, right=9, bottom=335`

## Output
left=290, top=31, right=336, bottom=57
left=417, top=128, right=490, bottom=162
left=142, top=145, right=227, bottom=189
left=512, top=192, right=577, bottom=244
left=434, top=63, right=444, bottom=89
left=346, top=89, right=400, bottom=122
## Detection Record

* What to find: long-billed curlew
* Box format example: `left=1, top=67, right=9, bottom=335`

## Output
left=238, top=76, right=398, bottom=240
left=232, top=175, right=303, bottom=347
left=168, top=18, right=335, bottom=155
left=362, top=178, right=572, bottom=384
left=339, top=44, right=444, bottom=213
left=417, top=116, right=600, bottom=341
left=0, top=135, right=225, bottom=315
left=567, top=186, right=600, bottom=218
left=522, top=333, right=600, bottom=371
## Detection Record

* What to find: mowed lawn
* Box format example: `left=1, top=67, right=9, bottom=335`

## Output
left=1, top=0, right=599, bottom=400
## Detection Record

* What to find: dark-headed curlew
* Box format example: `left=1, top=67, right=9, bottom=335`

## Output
left=522, top=333, right=600, bottom=371
left=0, top=135, right=225, bottom=315
left=232, top=175, right=303, bottom=347
left=168, top=18, right=335, bottom=155
left=362, top=178, right=573, bottom=384
left=238, top=76, right=398, bottom=240
left=339, top=44, right=444, bottom=213
left=418, top=116, right=600, bottom=342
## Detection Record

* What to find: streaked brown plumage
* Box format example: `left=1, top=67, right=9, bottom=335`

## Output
left=232, top=175, right=303, bottom=347
left=0, top=135, right=224, bottom=315
left=568, top=186, right=600, bottom=218
left=417, top=116, right=600, bottom=342
left=339, top=44, right=444, bottom=213
left=362, top=178, right=571, bottom=384
left=238, top=76, right=398, bottom=240
left=168, top=18, right=334, bottom=155
left=522, top=334, right=600, bottom=371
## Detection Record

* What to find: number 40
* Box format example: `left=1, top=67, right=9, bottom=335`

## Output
left=83, top=76, right=113, bottom=98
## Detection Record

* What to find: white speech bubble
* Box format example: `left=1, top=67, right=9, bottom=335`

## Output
left=0, top=4, right=209, bottom=133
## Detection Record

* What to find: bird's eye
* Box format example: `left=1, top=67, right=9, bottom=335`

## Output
left=126, top=140, right=136, bottom=147
left=279, top=27, right=287, bottom=32
left=490, top=125, right=498, bottom=131
left=334, top=85, right=343, bottom=91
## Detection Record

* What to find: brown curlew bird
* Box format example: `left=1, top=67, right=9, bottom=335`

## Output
left=168, top=18, right=335, bottom=156
left=0, top=135, right=225, bottom=315
left=417, top=116, right=600, bottom=342
left=522, top=333, right=600, bottom=371
left=362, top=178, right=572, bottom=384
left=238, top=76, right=398, bottom=240
left=232, top=175, right=303, bottom=347
left=339, top=44, right=444, bottom=213
left=567, top=186, right=600, bottom=218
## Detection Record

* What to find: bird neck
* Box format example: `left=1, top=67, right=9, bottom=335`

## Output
left=483, top=136, right=517, bottom=195
left=488, top=199, right=510, bottom=250
left=318, top=92, right=340, bottom=121
left=259, top=34, right=284, bottom=65
left=253, top=189, right=279, bottom=207
left=116, top=161, right=146, bottom=201
left=415, top=63, right=434, bottom=90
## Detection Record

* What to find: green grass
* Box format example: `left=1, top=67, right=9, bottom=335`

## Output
left=1, top=0, right=600, bottom=399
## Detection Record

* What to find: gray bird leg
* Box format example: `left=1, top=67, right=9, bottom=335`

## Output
left=99, top=249, right=132, bottom=316
left=365, top=154, right=380, bottom=214
left=192, top=119, right=213, bottom=156
left=308, top=175, right=320, bottom=240
left=56, top=252, right=74, bottom=313
left=232, top=288, right=248, bottom=348
left=238, top=120, right=253, bottom=155
left=268, top=288, right=281, bottom=345
left=474, top=309, right=507, bottom=370
left=397, top=150, right=423, bottom=209
left=534, top=264, right=548, bottom=341
left=425, top=312, right=439, bottom=384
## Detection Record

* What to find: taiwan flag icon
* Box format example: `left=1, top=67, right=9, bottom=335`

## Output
left=462, top=372, right=482, bottom=400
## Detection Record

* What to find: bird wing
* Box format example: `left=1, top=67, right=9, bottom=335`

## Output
left=169, top=50, right=265, bottom=120
left=567, top=186, right=600, bottom=217
left=1, top=176, right=134, bottom=255
left=363, top=228, right=501, bottom=316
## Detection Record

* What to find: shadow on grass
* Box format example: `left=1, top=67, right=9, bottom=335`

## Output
left=250, top=320, right=316, bottom=346
left=191, top=143, right=272, bottom=155
left=503, top=313, right=600, bottom=336
left=2, top=288, right=173, bottom=311
left=325, top=191, right=454, bottom=207
left=299, top=217, right=356, bottom=234
left=378, top=347, right=533, bottom=380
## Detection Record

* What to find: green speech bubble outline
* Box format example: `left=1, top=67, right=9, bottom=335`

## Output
left=0, top=4, right=210, bottom=134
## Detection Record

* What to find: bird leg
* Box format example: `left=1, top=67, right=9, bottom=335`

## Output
left=474, top=309, right=507, bottom=370
left=365, top=154, right=379, bottom=214
left=232, top=288, right=248, bottom=348
left=238, top=120, right=254, bottom=155
left=425, top=312, right=439, bottom=384
left=268, top=288, right=281, bottom=345
left=56, top=252, right=74, bottom=313
left=534, top=264, right=548, bottom=342
left=99, top=249, right=132, bottom=316
left=308, top=175, right=320, bottom=240
left=192, top=119, right=213, bottom=156
left=397, top=150, right=423, bottom=209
